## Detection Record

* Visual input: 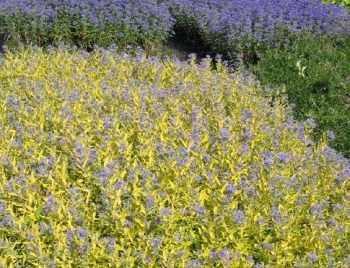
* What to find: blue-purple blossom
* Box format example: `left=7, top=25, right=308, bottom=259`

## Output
left=0, top=201, right=7, bottom=213
left=309, top=253, right=318, bottom=262
left=271, top=206, right=282, bottom=224
left=77, top=229, right=88, bottom=240
left=225, top=183, right=237, bottom=195
left=108, top=238, right=116, bottom=246
left=88, top=148, right=98, bottom=164
left=182, top=209, right=191, bottom=216
left=26, top=233, right=35, bottom=241
left=42, top=194, right=55, bottom=215
left=233, top=209, right=246, bottom=225
left=177, top=250, right=185, bottom=258
left=303, top=118, right=317, bottom=129
left=243, top=128, right=254, bottom=139
left=66, top=230, right=74, bottom=244
left=220, top=248, right=229, bottom=258
left=191, top=107, right=201, bottom=123
left=258, top=217, right=266, bottom=225
left=118, top=142, right=127, bottom=150
left=114, top=181, right=127, bottom=190
left=310, top=204, right=324, bottom=219
left=343, top=258, right=350, bottom=266
left=276, top=152, right=291, bottom=163
left=220, top=127, right=230, bottom=139
left=187, top=259, right=201, bottom=267
left=264, top=243, right=273, bottom=250
left=241, top=108, right=253, bottom=121
left=124, top=219, right=133, bottom=227
left=160, top=208, right=172, bottom=216
left=193, top=204, right=206, bottom=214
left=150, top=237, right=162, bottom=247
left=241, top=142, right=250, bottom=153
left=80, top=243, right=89, bottom=254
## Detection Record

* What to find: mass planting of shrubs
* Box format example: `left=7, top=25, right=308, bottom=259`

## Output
left=0, top=0, right=349, bottom=267
left=0, top=0, right=175, bottom=50
left=164, top=0, right=350, bottom=56
left=1, top=0, right=350, bottom=54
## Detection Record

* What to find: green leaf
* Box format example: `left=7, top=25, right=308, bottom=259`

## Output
left=24, top=216, right=33, bottom=225
left=35, top=204, right=44, bottom=221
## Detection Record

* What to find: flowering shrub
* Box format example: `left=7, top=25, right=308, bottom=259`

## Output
left=0, top=0, right=175, bottom=50
left=164, top=0, right=350, bottom=55
left=0, top=45, right=349, bottom=267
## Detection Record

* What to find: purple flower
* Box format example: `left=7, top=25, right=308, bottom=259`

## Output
left=193, top=204, right=206, bottom=215
left=80, top=243, right=89, bottom=254
left=177, top=250, right=185, bottom=258
left=264, top=243, right=273, bottom=250
left=220, top=248, right=229, bottom=258
left=343, top=258, right=350, bottom=266
left=225, top=183, right=237, bottom=195
left=310, top=204, right=324, bottom=219
left=243, top=128, right=254, bottom=139
left=276, top=152, right=291, bottom=163
left=220, top=127, right=230, bottom=139
left=241, top=108, right=253, bottom=121
left=124, top=218, right=133, bottom=227
left=155, top=216, right=163, bottom=225
left=26, top=233, right=35, bottom=241
left=332, top=203, right=343, bottom=212
left=116, top=32, right=124, bottom=38
left=108, top=238, right=116, bottom=246
left=210, top=251, right=219, bottom=259
left=150, top=237, right=162, bottom=247
left=309, top=253, right=318, bottom=262
left=257, top=217, right=266, bottom=225
left=187, top=259, right=201, bottom=267
left=241, top=142, right=250, bottom=153
left=271, top=206, right=282, bottom=224
left=77, top=229, right=88, bottom=240
left=272, top=137, right=279, bottom=149
left=42, top=194, right=55, bottom=215
left=118, top=142, right=127, bottom=150
left=66, top=230, right=74, bottom=244
left=233, top=209, right=246, bottom=225
left=182, top=209, right=191, bottom=216
left=0, top=201, right=7, bottom=213
left=159, top=192, right=168, bottom=198
left=303, top=118, right=317, bottom=129
left=88, top=148, right=98, bottom=164
left=160, top=208, right=172, bottom=216
left=191, top=107, right=201, bottom=123
left=114, top=181, right=126, bottom=190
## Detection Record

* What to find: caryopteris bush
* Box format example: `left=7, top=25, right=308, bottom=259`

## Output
left=0, top=45, right=349, bottom=267
left=0, top=0, right=175, bottom=51
left=164, top=0, right=350, bottom=58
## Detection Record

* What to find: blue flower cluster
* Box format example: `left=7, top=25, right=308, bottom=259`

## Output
left=163, top=0, right=350, bottom=52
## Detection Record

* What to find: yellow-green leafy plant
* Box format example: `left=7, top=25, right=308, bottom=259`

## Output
left=0, top=45, right=349, bottom=267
